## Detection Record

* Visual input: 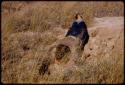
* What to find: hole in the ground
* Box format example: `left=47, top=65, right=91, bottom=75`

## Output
left=55, top=44, right=71, bottom=61
left=39, top=58, right=51, bottom=75
left=22, top=44, right=30, bottom=51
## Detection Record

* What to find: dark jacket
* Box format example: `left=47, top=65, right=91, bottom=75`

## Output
left=66, top=20, right=89, bottom=44
left=66, top=21, right=89, bottom=50
left=66, top=21, right=84, bottom=37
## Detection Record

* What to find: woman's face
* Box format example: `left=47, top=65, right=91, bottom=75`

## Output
left=77, top=14, right=82, bottom=19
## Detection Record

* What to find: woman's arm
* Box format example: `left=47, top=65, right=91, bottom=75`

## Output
left=65, top=21, right=77, bottom=37
left=65, top=27, right=71, bottom=37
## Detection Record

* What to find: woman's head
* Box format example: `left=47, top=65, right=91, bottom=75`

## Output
left=75, top=13, right=83, bottom=20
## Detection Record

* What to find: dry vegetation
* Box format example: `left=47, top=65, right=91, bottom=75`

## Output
left=1, top=1, right=124, bottom=84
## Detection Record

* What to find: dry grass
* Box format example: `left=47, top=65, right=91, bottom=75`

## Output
left=1, top=1, right=124, bottom=84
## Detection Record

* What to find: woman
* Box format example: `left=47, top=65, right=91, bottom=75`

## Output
left=65, top=13, right=89, bottom=50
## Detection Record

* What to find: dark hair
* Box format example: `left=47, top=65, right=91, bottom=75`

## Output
left=75, top=13, right=83, bottom=19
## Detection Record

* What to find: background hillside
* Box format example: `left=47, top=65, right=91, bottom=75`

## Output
left=1, top=1, right=124, bottom=84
